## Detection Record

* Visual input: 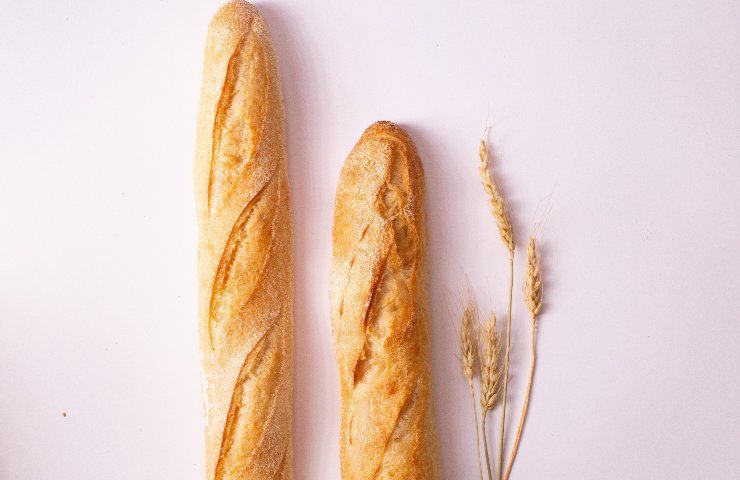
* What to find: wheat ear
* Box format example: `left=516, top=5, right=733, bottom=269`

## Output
left=478, top=139, right=513, bottom=254
left=460, top=304, right=484, bottom=480
left=478, top=137, right=515, bottom=480
left=479, top=313, right=502, bottom=480
left=504, top=238, right=543, bottom=480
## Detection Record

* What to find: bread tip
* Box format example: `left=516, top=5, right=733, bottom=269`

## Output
left=363, top=120, right=412, bottom=143
left=209, top=0, right=264, bottom=36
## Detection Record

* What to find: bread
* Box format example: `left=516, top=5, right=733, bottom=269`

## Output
left=194, top=1, right=292, bottom=479
left=330, top=121, right=441, bottom=479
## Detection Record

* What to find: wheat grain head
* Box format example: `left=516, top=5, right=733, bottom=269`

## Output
left=478, top=139, right=514, bottom=254
left=480, top=313, right=503, bottom=412
left=459, top=303, right=477, bottom=384
left=525, top=237, right=543, bottom=321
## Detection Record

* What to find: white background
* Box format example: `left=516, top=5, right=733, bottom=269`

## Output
left=1, top=1, right=739, bottom=478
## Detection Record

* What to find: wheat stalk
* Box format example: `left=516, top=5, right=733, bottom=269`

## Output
left=459, top=304, right=484, bottom=480
left=504, top=237, right=543, bottom=480
left=478, top=137, right=515, bottom=480
left=479, top=313, right=502, bottom=480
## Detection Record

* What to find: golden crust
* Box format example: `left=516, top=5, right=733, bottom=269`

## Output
left=195, top=2, right=292, bottom=479
left=330, top=121, right=441, bottom=479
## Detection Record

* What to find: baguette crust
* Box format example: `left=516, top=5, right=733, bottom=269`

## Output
left=330, top=122, right=441, bottom=479
left=195, top=2, right=292, bottom=479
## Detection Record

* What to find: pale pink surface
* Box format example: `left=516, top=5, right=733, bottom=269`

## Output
left=1, top=1, right=739, bottom=479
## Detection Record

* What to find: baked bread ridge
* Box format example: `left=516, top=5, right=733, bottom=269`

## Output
left=195, top=2, right=293, bottom=479
left=330, top=121, right=441, bottom=479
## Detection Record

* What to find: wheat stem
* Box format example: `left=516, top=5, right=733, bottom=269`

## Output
left=481, top=408, right=493, bottom=480
left=469, top=381, right=485, bottom=480
left=504, top=325, right=536, bottom=480
left=497, top=255, right=514, bottom=480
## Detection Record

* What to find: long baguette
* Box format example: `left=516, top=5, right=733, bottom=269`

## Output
left=330, top=121, right=441, bottom=479
left=194, top=2, right=292, bottom=479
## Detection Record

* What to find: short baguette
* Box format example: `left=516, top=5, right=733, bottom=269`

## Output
left=330, top=121, right=441, bottom=479
left=194, top=2, right=292, bottom=479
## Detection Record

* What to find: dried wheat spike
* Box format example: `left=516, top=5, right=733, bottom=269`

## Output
left=478, top=139, right=514, bottom=254
left=525, top=238, right=543, bottom=321
left=479, top=313, right=503, bottom=412
left=460, top=304, right=477, bottom=383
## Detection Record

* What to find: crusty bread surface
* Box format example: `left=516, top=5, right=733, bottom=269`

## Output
left=195, top=1, right=293, bottom=479
left=330, top=121, right=441, bottom=480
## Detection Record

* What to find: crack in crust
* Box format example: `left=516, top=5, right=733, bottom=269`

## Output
left=208, top=173, right=277, bottom=347
left=214, top=320, right=285, bottom=480
left=338, top=223, right=371, bottom=318
left=374, top=386, right=418, bottom=478
left=207, top=24, right=269, bottom=215
left=275, top=444, right=291, bottom=480
left=351, top=250, right=390, bottom=388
